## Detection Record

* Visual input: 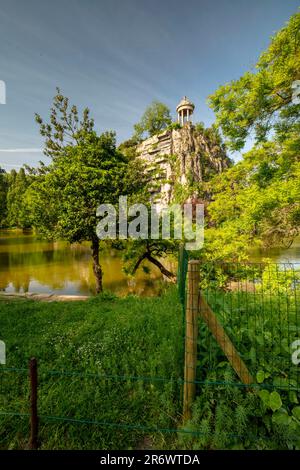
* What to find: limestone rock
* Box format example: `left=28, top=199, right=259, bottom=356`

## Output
left=137, top=122, right=230, bottom=206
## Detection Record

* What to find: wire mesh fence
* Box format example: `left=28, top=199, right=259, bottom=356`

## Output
left=0, top=252, right=300, bottom=449
left=192, top=260, right=300, bottom=391
left=179, top=254, right=300, bottom=449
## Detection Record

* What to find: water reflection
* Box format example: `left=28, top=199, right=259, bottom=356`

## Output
left=251, top=239, right=300, bottom=265
left=1, top=230, right=299, bottom=296
left=0, top=230, right=168, bottom=296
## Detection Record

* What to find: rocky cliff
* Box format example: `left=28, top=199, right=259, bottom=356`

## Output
left=137, top=122, right=230, bottom=206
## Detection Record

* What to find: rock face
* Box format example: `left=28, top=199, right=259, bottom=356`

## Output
left=137, top=122, right=230, bottom=206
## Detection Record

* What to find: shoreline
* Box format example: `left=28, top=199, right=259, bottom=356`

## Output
left=0, top=292, right=90, bottom=302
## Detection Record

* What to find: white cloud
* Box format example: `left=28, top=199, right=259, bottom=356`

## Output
left=0, top=163, right=23, bottom=168
left=0, top=148, right=43, bottom=153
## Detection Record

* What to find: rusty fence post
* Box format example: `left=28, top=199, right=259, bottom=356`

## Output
left=183, top=260, right=200, bottom=421
left=29, top=357, right=38, bottom=449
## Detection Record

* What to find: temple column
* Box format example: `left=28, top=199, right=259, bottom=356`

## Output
left=176, top=97, right=195, bottom=127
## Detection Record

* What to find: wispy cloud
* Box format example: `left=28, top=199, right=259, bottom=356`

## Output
left=0, top=163, right=23, bottom=168
left=0, top=148, right=43, bottom=153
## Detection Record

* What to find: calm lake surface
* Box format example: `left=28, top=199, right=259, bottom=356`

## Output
left=0, top=230, right=299, bottom=296
left=0, top=230, right=167, bottom=296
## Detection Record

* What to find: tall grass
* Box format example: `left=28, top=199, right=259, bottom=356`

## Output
left=0, top=288, right=183, bottom=449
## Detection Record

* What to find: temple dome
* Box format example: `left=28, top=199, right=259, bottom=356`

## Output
left=176, top=96, right=195, bottom=113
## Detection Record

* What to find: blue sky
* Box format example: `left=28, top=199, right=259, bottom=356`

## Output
left=0, top=0, right=299, bottom=170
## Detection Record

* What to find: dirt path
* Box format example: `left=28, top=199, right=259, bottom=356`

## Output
left=0, top=292, right=90, bottom=302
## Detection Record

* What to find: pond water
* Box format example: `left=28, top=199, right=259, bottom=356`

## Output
left=251, top=240, right=300, bottom=265
left=0, top=230, right=299, bottom=296
left=0, top=230, right=167, bottom=296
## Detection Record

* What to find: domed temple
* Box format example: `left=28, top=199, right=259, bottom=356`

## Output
left=176, top=96, right=195, bottom=125
left=137, top=97, right=230, bottom=207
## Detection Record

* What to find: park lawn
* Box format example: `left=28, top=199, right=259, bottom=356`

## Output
left=0, top=288, right=183, bottom=449
left=1, top=285, right=299, bottom=450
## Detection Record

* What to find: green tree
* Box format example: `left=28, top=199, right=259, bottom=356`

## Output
left=134, top=101, right=172, bottom=140
left=35, top=87, right=94, bottom=159
left=31, top=90, right=144, bottom=293
left=203, top=135, right=300, bottom=261
left=0, top=167, right=8, bottom=227
left=123, top=230, right=178, bottom=281
left=209, top=11, right=300, bottom=150
left=6, top=168, right=32, bottom=228
left=201, top=11, right=300, bottom=262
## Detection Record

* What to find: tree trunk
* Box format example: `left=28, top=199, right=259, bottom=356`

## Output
left=132, top=250, right=176, bottom=282
left=145, top=253, right=176, bottom=281
left=91, top=238, right=103, bottom=294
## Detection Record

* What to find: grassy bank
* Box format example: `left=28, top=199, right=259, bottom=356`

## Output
left=0, top=288, right=183, bottom=449
left=1, top=285, right=300, bottom=450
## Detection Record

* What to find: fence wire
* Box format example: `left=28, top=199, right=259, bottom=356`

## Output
left=0, top=255, right=300, bottom=449
left=195, top=261, right=300, bottom=392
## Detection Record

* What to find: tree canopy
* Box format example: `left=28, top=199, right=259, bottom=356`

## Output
left=195, top=12, right=300, bottom=262
left=203, top=135, right=300, bottom=261
left=6, top=168, right=32, bottom=229
left=30, top=90, right=146, bottom=292
left=133, top=101, right=172, bottom=140
left=209, top=11, right=300, bottom=151
left=0, top=167, right=7, bottom=228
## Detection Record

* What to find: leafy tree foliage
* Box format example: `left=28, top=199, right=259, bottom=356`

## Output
left=200, top=12, right=300, bottom=262
left=134, top=101, right=172, bottom=140
left=35, top=87, right=94, bottom=159
left=0, top=167, right=8, bottom=227
left=6, top=168, right=32, bottom=229
left=123, top=234, right=179, bottom=281
left=209, top=12, right=300, bottom=150
left=203, top=134, right=300, bottom=261
left=30, top=90, right=145, bottom=293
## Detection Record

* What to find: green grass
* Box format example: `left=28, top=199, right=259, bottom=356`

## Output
left=1, top=284, right=300, bottom=450
left=181, top=288, right=300, bottom=450
left=0, top=288, right=183, bottom=449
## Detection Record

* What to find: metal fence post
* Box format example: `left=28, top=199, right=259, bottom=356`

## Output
left=29, top=357, right=38, bottom=449
left=183, top=260, right=200, bottom=421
